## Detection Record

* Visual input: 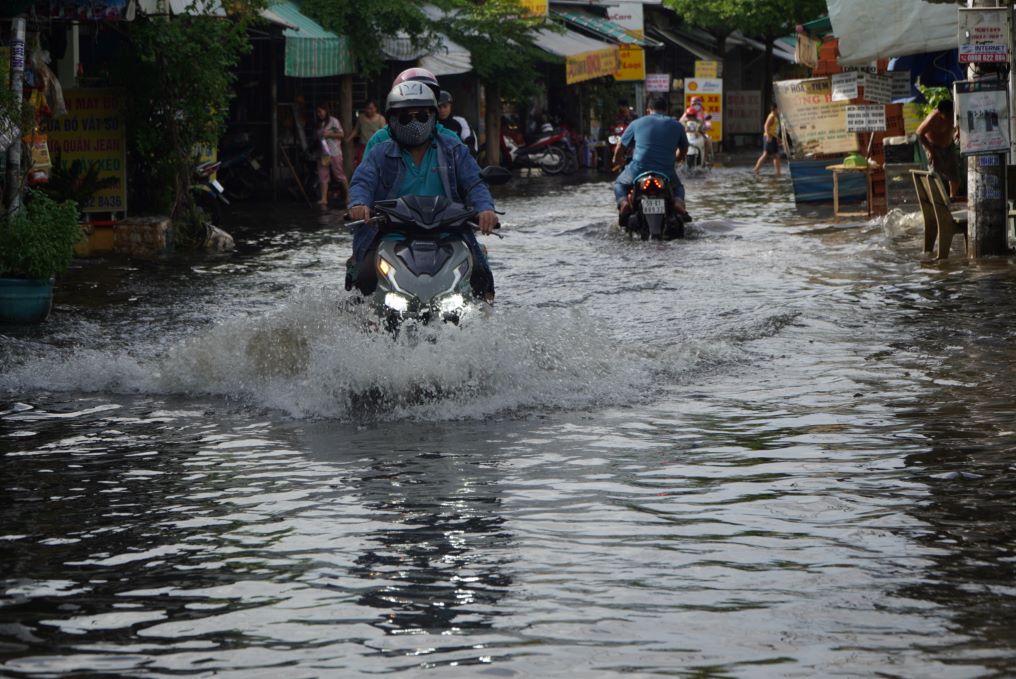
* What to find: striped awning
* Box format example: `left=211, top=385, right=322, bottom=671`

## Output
left=271, top=1, right=354, bottom=78
left=552, top=9, right=662, bottom=48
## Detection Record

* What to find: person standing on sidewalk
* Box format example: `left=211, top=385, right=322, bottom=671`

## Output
left=753, top=103, right=782, bottom=177
left=316, top=104, right=348, bottom=207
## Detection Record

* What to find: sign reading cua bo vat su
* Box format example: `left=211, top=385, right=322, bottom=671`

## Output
left=39, top=88, right=127, bottom=213
left=959, top=7, right=1010, bottom=63
left=845, top=104, right=886, bottom=132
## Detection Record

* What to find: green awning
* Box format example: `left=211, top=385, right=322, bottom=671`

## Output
left=271, top=1, right=354, bottom=77
left=552, top=9, right=662, bottom=48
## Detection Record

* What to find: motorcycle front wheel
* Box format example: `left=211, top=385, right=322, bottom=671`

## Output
left=539, top=146, right=567, bottom=175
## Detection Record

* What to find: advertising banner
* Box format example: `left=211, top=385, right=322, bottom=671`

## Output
left=645, top=73, right=670, bottom=92
left=725, top=90, right=762, bottom=135
left=39, top=88, right=127, bottom=213
left=958, top=8, right=1010, bottom=63
left=773, top=78, right=859, bottom=155
left=685, top=78, right=723, bottom=142
left=566, top=47, right=620, bottom=85
left=694, top=60, right=720, bottom=79
left=519, top=0, right=548, bottom=17
left=614, top=45, right=645, bottom=81
left=955, top=79, right=1010, bottom=155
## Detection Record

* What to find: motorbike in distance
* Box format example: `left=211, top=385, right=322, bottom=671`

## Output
left=500, top=121, right=576, bottom=175
left=345, top=166, right=512, bottom=334
left=191, top=157, right=228, bottom=226
left=620, top=171, right=688, bottom=241
left=681, top=118, right=710, bottom=176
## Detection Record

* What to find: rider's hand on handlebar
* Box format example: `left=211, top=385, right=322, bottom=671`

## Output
left=477, top=210, right=498, bottom=235
left=348, top=205, right=371, bottom=222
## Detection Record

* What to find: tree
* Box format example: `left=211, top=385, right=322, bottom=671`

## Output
left=437, top=0, right=548, bottom=165
left=117, top=0, right=265, bottom=245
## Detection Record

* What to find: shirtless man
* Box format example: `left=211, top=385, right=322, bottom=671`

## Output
left=916, top=100, right=960, bottom=198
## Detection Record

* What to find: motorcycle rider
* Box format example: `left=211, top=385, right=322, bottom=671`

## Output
left=347, top=81, right=499, bottom=301
left=437, top=90, right=479, bottom=156
left=612, top=95, right=689, bottom=223
left=364, top=68, right=462, bottom=153
left=680, top=97, right=713, bottom=166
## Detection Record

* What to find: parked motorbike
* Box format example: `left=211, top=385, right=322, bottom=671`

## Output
left=501, top=122, right=576, bottom=175
left=191, top=158, right=228, bottom=225
left=621, top=171, right=688, bottom=241
left=346, top=166, right=512, bottom=334
left=216, top=134, right=265, bottom=201
left=681, top=119, right=709, bottom=176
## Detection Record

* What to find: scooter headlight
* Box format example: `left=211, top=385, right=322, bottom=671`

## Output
left=438, top=293, right=466, bottom=315
left=384, top=292, right=409, bottom=313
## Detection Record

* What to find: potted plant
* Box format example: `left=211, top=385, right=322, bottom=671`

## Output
left=0, top=189, right=82, bottom=323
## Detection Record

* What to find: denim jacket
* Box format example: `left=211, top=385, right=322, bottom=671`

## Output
left=348, top=133, right=495, bottom=264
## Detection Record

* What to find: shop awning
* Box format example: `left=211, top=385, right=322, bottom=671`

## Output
left=828, top=0, right=958, bottom=66
left=533, top=26, right=620, bottom=84
left=270, top=1, right=354, bottom=77
left=380, top=33, right=472, bottom=75
left=646, top=25, right=719, bottom=62
left=552, top=9, right=662, bottom=48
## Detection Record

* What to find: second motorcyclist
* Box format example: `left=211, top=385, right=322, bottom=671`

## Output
left=612, top=95, right=689, bottom=224
left=346, top=81, right=499, bottom=301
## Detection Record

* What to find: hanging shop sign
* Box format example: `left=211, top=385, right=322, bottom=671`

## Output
left=519, top=0, right=548, bottom=17
left=566, top=47, right=620, bottom=85
left=795, top=33, right=819, bottom=68
left=645, top=73, right=670, bottom=92
left=685, top=78, right=723, bottom=143
left=955, top=79, right=1010, bottom=155
left=39, top=88, right=127, bottom=213
left=958, top=7, right=1010, bottom=63
left=890, top=71, right=911, bottom=100
left=845, top=104, right=887, bottom=132
left=773, top=77, right=858, bottom=155
left=862, top=74, right=892, bottom=104
left=614, top=45, right=645, bottom=82
left=694, top=60, right=720, bottom=79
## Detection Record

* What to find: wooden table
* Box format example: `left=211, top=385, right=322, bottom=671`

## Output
left=826, top=163, right=878, bottom=220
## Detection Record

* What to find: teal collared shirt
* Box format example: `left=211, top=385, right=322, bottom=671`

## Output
left=398, top=141, right=444, bottom=197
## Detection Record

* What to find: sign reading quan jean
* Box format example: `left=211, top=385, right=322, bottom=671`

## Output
left=39, top=88, right=127, bottom=213
left=773, top=77, right=858, bottom=156
left=566, top=47, right=620, bottom=85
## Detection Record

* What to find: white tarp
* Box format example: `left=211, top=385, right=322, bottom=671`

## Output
left=532, top=26, right=615, bottom=57
left=379, top=33, right=472, bottom=75
left=827, top=0, right=959, bottom=66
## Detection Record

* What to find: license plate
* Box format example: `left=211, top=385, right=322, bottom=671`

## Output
left=642, top=198, right=665, bottom=215
left=211, top=179, right=225, bottom=193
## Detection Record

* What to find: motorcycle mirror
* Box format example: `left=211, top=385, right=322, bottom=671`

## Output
left=480, top=165, right=512, bottom=186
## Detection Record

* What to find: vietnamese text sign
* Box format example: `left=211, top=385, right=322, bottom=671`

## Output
left=955, top=79, right=1010, bottom=155
left=724, top=90, right=761, bottom=135
left=959, top=7, right=1010, bottom=63
left=831, top=72, right=858, bottom=101
left=773, top=77, right=858, bottom=156
left=845, top=105, right=887, bottom=132
left=39, top=88, right=127, bottom=213
left=694, top=60, right=719, bottom=79
left=645, top=73, right=670, bottom=92
left=890, top=71, right=911, bottom=100
left=862, top=74, right=892, bottom=104
left=566, top=47, right=620, bottom=85
left=614, top=45, right=645, bottom=81
left=685, top=78, right=722, bottom=142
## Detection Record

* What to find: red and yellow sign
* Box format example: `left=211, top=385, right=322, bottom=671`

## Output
left=566, top=47, right=620, bottom=85
left=613, top=45, right=645, bottom=82
left=685, top=78, right=723, bottom=143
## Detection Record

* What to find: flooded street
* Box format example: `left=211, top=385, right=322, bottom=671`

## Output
left=4, top=167, right=1016, bottom=676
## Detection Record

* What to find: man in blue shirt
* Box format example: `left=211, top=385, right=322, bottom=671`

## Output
left=347, top=81, right=498, bottom=299
left=611, top=96, right=689, bottom=222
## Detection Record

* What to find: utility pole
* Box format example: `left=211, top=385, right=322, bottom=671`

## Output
left=965, top=0, right=1009, bottom=257
left=5, top=17, right=26, bottom=212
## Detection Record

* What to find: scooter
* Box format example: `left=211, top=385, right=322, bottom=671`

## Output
left=346, top=166, right=512, bottom=334
left=501, top=122, right=576, bottom=175
left=682, top=119, right=709, bottom=176
left=621, top=170, right=688, bottom=241
left=216, top=135, right=265, bottom=201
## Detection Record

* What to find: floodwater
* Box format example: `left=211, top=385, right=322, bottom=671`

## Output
left=3, top=167, right=1016, bottom=677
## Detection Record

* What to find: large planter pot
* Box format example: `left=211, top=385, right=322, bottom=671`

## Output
left=0, top=277, right=55, bottom=324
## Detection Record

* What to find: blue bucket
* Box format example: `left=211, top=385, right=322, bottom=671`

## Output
left=0, top=277, right=55, bottom=324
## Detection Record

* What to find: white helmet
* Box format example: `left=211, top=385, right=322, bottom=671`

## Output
left=385, top=81, right=438, bottom=147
